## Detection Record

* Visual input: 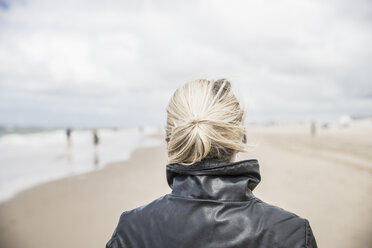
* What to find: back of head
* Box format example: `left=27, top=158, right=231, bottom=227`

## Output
left=166, top=79, right=246, bottom=165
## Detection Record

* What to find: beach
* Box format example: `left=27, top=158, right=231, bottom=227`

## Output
left=0, top=125, right=371, bottom=248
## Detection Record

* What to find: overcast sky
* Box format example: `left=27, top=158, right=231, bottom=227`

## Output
left=0, top=0, right=371, bottom=127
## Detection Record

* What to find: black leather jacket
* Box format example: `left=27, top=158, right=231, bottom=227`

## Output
left=106, top=159, right=317, bottom=248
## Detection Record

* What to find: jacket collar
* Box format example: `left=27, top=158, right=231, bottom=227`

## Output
left=166, top=159, right=261, bottom=201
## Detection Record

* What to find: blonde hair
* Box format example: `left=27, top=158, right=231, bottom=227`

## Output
left=166, top=79, right=247, bottom=165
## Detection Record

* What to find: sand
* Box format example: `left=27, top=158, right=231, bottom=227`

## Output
left=0, top=125, right=371, bottom=248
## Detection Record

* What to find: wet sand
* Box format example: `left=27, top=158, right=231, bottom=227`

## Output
left=0, top=125, right=371, bottom=248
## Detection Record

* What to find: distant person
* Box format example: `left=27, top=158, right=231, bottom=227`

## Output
left=66, top=128, right=72, bottom=145
left=106, top=79, right=317, bottom=248
left=92, top=129, right=100, bottom=167
left=311, top=121, right=316, bottom=137
left=93, top=129, right=99, bottom=146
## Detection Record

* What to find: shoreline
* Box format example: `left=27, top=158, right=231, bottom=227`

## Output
left=0, top=140, right=167, bottom=206
left=0, top=129, right=163, bottom=204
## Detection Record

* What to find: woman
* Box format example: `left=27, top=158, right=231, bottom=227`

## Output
left=106, top=79, right=317, bottom=248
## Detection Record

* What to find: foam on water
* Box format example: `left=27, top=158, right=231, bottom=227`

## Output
left=0, top=127, right=162, bottom=203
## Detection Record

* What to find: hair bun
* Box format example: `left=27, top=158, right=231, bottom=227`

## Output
left=166, top=79, right=246, bottom=165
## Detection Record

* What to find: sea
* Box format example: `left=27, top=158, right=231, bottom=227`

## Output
left=0, top=126, right=163, bottom=203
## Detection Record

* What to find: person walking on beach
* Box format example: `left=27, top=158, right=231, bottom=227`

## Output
left=106, top=79, right=317, bottom=248
left=92, top=129, right=100, bottom=167
left=93, top=129, right=100, bottom=146
left=66, top=128, right=72, bottom=146
left=311, top=121, right=317, bottom=137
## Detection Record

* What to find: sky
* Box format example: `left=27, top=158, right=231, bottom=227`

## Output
left=0, top=0, right=371, bottom=127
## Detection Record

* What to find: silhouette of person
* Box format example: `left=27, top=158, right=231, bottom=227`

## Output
left=92, top=129, right=100, bottom=167
left=310, top=121, right=316, bottom=137
left=66, top=128, right=72, bottom=146
left=93, top=129, right=100, bottom=146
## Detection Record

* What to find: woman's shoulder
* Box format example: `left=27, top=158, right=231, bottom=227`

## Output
left=252, top=197, right=304, bottom=219
left=117, top=195, right=169, bottom=220
left=250, top=197, right=317, bottom=247
left=106, top=195, right=170, bottom=248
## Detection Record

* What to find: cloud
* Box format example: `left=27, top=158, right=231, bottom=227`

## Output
left=0, top=0, right=371, bottom=126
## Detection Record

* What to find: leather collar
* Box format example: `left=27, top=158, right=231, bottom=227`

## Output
left=166, top=159, right=261, bottom=201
